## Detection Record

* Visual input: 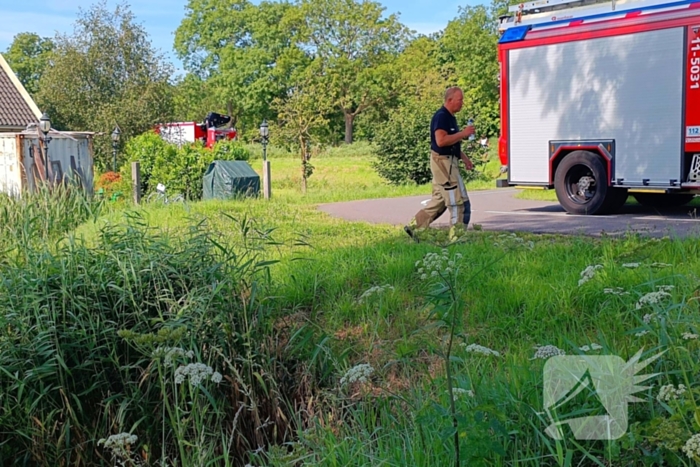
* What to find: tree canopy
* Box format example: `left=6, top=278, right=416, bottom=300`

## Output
left=5, top=0, right=509, bottom=174
left=35, top=1, right=174, bottom=169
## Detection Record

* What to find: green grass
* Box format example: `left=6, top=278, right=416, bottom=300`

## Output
left=3, top=153, right=700, bottom=466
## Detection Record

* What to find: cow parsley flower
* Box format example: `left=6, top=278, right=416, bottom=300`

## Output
left=98, top=432, right=138, bottom=459
left=578, top=265, right=603, bottom=286
left=452, top=388, right=475, bottom=398
left=651, top=262, right=672, bottom=268
left=579, top=343, right=603, bottom=352
left=174, top=363, right=221, bottom=387
left=622, top=263, right=640, bottom=268
left=635, top=330, right=650, bottom=337
left=151, top=346, right=194, bottom=367
left=636, top=291, right=671, bottom=309
left=415, top=250, right=464, bottom=282
left=682, top=332, right=699, bottom=340
left=532, top=345, right=565, bottom=359
left=604, top=287, right=630, bottom=296
left=682, top=434, right=700, bottom=459
left=656, top=285, right=675, bottom=292
left=462, top=343, right=500, bottom=357
left=657, top=384, right=687, bottom=402
left=340, top=363, right=374, bottom=386
left=358, top=284, right=394, bottom=303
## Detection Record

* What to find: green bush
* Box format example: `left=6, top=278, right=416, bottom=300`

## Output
left=373, top=101, right=493, bottom=185
left=373, top=101, right=435, bottom=185
left=123, top=132, right=252, bottom=200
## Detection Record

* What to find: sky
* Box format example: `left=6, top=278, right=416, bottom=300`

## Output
left=0, top=0, right=483, bottom=73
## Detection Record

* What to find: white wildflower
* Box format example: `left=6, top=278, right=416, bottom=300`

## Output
left=151, top=346, right=195, bottom=367
left=682, top=332, right=699, bottom=340
left=651, top=262, right=672, bottom=268
left=358, top=284, right=394, bottom=303
left=636, top=291, right=671, bottom=309
left=622, top=263, right=640, bottom=268
left=462, top=343, right=501, bottom=357
left=174, top=363, right=221, bottom=387
left=657, top=384, right=687, bottom=402
left=340, top=363, right=374, bottom=386
left=578, top=265, right=603, bottom=286
left=682, top=434, right=700, bottom=459
left=420, top=274, right=427, bottom=280
left=452, top=388, right=475, bottom=398
left=643, top=313, right=656, bottom=324
left=532, top=345, right=565, bottom=360
left=431, top=271, right=438, bottom=277
left=604, top=287, right=630, bottom=296
left=579, top=343, right=603, bottom=352
left=98, top=432, right=138, bottom=459
left=656, top=285, right=675, bottom=292
left=635, top=330, right=650, bottom=337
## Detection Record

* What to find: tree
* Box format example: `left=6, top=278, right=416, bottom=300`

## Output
left=3, top=33, right=54, bottom=96
left=438, top=5, right=500, bottom=136
left=274, top=75, right=331, bottom=193
left=174, top=0, right=308, bottom=138
left=299, top=0, right=411, bottom=144
left=36, top=1, right=174, bottom=170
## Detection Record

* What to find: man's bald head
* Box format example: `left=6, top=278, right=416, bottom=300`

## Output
left=444, top=86, right=464, bottom=114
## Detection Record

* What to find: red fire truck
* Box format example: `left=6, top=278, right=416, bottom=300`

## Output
left=155, top=112, right=237, bottom=149
left=497, top=0, right=700, bottom=214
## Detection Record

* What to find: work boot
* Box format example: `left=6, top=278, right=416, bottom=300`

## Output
left=404, top=225, right=419, bottom=243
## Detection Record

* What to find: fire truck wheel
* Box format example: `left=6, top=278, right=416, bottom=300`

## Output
left=632, top=193, right=695, bottom=208
left=554, top=150, right=609, bottom=215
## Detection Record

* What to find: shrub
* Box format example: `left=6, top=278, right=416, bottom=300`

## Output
left=123, top=132, right=252, bottom=200
left=373, top=100, right=436, bottom=185
left=373, top=101, right=492, bottom=185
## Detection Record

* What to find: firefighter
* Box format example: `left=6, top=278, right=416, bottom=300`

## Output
left=404, top=87, right=475, bottom=242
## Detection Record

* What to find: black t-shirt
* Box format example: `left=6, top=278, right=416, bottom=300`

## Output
left=430, top=106, right=460, bottom=156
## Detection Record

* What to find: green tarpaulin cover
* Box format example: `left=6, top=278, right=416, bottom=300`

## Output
left=202, top=160, right=260, bottom=200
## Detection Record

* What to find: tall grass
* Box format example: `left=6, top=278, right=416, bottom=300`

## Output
left=0, top=184, right=102, bottom=253
left=1, top=155, right=699, bottom=465
left=0, top=211, right=313, bottom=466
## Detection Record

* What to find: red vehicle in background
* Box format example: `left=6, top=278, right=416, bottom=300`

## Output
left=155, top=112, right=237, bottom=149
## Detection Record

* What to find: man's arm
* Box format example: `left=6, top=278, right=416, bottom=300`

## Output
left=435, top=126, right=475, bottom=148
left=460, top=151, right=474, bottom=171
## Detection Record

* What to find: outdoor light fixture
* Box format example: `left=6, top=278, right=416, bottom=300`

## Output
left=111, top=126, right=121, bottom=172
left=260, top=119, right=271, bottom=199
left=39, top=112, right=51, bottom=135
left=39, top=112, right=52, bottom=182
left=260, top=119, right=269, bottom=161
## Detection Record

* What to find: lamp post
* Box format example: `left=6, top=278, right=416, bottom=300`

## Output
left=39, top=112, right=52, bottom=183
left=111, top=126, right=121, bottom=173
left=260, top=119, right=271, bottom=199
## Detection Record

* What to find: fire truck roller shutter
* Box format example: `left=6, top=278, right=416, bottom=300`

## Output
left=508, top=27, right=684, bottom=186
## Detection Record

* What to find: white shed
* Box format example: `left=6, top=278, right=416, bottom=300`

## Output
left=0, top=130, right=95, bottom=196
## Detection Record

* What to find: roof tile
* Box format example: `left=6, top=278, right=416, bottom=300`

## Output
left=0, top=62, right=38, bottom=129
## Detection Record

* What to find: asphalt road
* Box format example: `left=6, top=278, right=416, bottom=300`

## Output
left=317, top=188, right=700, bottom=238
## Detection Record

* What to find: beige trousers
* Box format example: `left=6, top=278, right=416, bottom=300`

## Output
left=412, top=151, right=471, bottom=229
